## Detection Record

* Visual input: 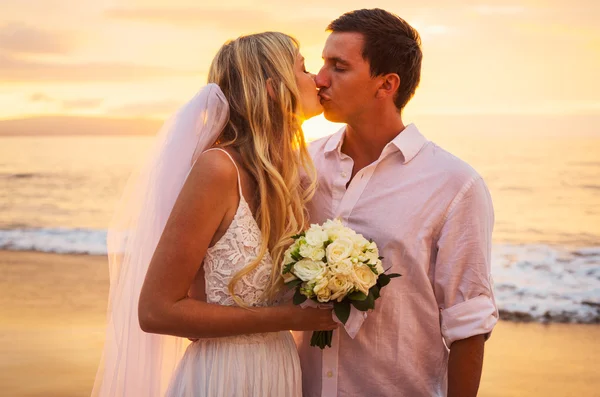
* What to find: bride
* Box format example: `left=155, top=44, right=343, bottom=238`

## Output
left=92, top=32, right=337, bottom=397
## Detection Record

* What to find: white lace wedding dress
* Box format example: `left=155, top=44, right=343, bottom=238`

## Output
left=164, top=149, right=302, bottom=397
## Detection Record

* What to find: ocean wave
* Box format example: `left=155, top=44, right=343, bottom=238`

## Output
left=493, top=244, right=600, bottom=324
left=0, top=228, right=107, bottom=255
left=0, top=229, right=598, bottom=323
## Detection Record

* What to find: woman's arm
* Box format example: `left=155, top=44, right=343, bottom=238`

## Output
left=138, top=150, right=336, bottom=338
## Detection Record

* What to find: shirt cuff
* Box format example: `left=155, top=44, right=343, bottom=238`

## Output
left=440, top=294, right=498, bottom=347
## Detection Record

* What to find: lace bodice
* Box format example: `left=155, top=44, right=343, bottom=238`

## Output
left=203, top=149, right=274, bottom=307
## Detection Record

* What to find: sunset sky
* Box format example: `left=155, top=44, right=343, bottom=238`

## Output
left=1, top=0, right=599, bottom=138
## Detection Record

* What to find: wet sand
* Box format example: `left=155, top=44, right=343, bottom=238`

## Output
left=0, top=250, right=598, bottom=397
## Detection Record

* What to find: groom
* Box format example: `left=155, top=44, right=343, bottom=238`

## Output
left=295, top=9, right=498, bottom=397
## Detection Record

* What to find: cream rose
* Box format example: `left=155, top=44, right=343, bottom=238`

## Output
left=352, top=264, right=378, bottom=295
left=326, top=237, right=354, bottom=263
left=328, top=258, right=353, bottom=276
left=327, top=274, right=353, bottom=302
left=313, top=277, right=332, bottom=302
left=293, top=259, right=326, bottom=282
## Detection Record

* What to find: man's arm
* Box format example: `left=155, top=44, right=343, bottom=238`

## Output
left=433, top=175, right=498, bottom=396
left=448, top=334, right=485, bottom=397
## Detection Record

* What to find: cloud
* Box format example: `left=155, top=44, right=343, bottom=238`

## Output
left=0, top=54, right=194, bottom=82
left=471, top=5, right=527, bottom=16
left=29, top=93, right=55, bottom=102
left=62, top=98, right=104, bottom=110
left=108, top=99, right=182, bottom=117
left=0, top=23, right=78, bottom=54
left=27, top=92, right=103, bottom=110
left=105, top=7, right=268, bottom=27
left=104, top=7, right=332, bottom=36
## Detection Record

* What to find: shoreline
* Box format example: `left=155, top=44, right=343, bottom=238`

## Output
left=1, top=250, right=599, bottom=396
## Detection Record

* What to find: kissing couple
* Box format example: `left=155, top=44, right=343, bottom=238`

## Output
left=92, top=8, right=498, bottom=397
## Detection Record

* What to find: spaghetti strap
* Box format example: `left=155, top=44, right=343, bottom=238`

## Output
left=203, top=148, right=243, bottom=197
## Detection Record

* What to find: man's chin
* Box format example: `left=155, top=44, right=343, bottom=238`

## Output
left=322, top=109, right=345, bottom=124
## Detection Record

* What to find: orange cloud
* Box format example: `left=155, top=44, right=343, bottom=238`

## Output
left=0, top=23, right=78, bottom=54
left=108, top=100, right=181, bottom=117
left=104, top=7, right=332, bottom=40
left=62, top=98, right=104, bottom=110
left=0, top=54, right=195, bottom=83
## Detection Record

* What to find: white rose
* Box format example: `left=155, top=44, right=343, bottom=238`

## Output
left=327, top=274, right=352, bottom=302
left=374, top=259, right=384, bottom=275
left=328, top=258, right=353, bottom=276
left=305, top=225, right=329, bottom=247
left=326, top=237, right=354, bottom=263
left=322, top=218, right=343, bottom=231
left=293, top=259, right=326, bottom=282
left=322, top=219, right=353, bottom=240
left=299, top=243, right=325, bottom=261
left=365, top=250, right=379, bottom=265
left=309, top=248, right=326, bottom=261
left=366, top=241, right=379, bottom=254
left=313, top=277, right=332, bottom=302
left=352, top=264, right=377, bottom=295
left=283, top=246, right=295, bottom=265
left=352, top=233, right=370, bottom=249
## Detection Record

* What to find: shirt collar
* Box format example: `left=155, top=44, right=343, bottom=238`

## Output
left=323, top=123, right=428, bottom=164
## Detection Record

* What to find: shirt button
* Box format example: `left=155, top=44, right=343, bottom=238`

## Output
left=327, top=371, right=333, bottom=378
left=341, top=172, right=348, bottom=178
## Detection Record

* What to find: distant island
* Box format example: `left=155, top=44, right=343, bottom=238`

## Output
left=0, top=116, right=164, bottom=136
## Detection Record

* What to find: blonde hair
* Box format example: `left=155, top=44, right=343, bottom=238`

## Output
left=207, top=32, right=317, bottom=305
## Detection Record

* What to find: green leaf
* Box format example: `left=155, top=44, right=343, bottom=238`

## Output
left=291, top=232, right=306, bottom=240
left=281, top=261, right=296, bottom=274
left=388, top=273, right=402, bottom=279
left=310, top=330, right=333, bottom=349
left=291, top=251, right=303, bottom=262
left=367, top=289, right=376, bottom=310
left=348, top=291, right=368, bottom=301
left=378, top=273, right=391, bottom=288
left=351, top=290, right=375, bottom=311
left=285, top=278, right=303, bottom=289
left=366, top=263, right=379, bottom=274
left=371, top=285, right=380, bottom=299
left=334, top=300, right=351, bottom=325
left=293, top=289, right=308, bottom=305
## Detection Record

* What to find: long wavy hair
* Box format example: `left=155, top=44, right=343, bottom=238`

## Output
left=207, top=32, right=317, bottom=305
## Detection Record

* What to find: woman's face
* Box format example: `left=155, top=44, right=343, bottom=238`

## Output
left=294, top=52, right=323, bottom=120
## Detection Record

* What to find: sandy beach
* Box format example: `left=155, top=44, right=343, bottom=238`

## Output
left=1, top=250, right=599, bottom=397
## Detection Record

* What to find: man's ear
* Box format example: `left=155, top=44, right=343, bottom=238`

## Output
left=266, top=77, right=276, bottom=99
left=376, top=73, right=400, bottom=100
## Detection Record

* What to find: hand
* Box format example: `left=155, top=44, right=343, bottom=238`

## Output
left=282, top=303, right=339, bottom=331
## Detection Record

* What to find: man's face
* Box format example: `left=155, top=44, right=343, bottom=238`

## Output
left=316, top=32, right=379, bottom=124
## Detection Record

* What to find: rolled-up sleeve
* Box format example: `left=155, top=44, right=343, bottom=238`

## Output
left=434, top=175, right=498, bottom=348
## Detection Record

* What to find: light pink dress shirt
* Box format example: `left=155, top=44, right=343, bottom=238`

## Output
left=294, top=124, right=498, bottom=397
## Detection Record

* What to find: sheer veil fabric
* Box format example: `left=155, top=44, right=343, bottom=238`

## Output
left=91, top=84, right=229, bottom=397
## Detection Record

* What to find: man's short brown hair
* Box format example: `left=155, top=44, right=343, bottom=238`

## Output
left=328, top=9, right=423, bottom=111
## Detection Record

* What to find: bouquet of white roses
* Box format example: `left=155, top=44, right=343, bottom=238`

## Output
left=281, top=219, right=401, bottom=349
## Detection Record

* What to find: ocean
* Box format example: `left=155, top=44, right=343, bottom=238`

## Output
left=1, top=131, right=599, bottom=324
